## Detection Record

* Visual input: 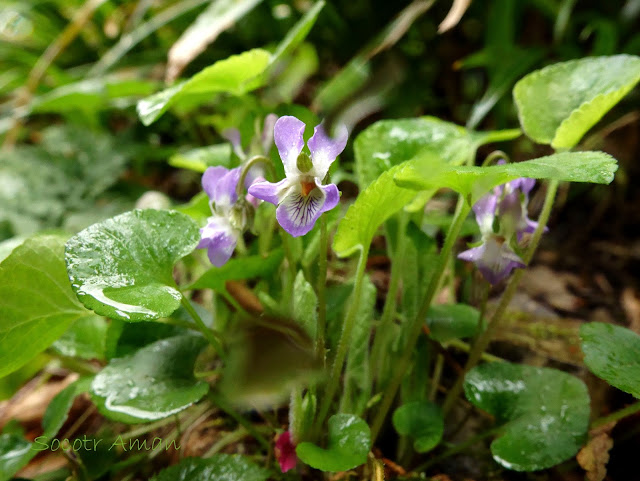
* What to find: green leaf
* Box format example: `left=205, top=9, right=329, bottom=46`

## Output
left=296, top=413, right=371, bottom=472
left=168, top=144, right=232, bottom=172
left=187, top=249, right=284, bottom=290
left=42, top=377, right=92, bottom=438
left=293, top=271, right=318, bottom=340
left=150, top=454, right=270, bottom=481
left=137, top=49, right=271, bottom=126
left=90, top=334, right=208, bottom=423
left=353, top=116, right=520, bottom=188
left=342, top=276, right=376, bottom=416
left=395, top=150, right=618, bottom=205
left=65, top=209, right=200, bottom=322
left=392, top=401, right=444, bottom=453
left=464, top=362, right=590, bottom=471
left=513, top=55, right=640, bottom=149
left=52, top=315, right=108, bottom=360
left=166, top=0, right=264, bottom=82
left=0, top=433, right=32, bottom=481
left=580, top=322, right=640, bottom=398
left=427, top=304, right=481, bottom=343
left=271, top=0, right=325, bottom=66
left=0, top=235, right=92, bottom=378
left=333, top=163, right=416, bottom=257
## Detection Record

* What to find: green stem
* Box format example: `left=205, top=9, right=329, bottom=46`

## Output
left=441, top=179, right=559, bottom=417
left=236, top=155, right=276, bottom=198
left=370, top=199, right=471, bottom=441
left=315, top=249, right=369, bottom=432
left=208, top=391, right=271, bottom=451
left=316, top=216, right=329, bottom=364
left=412, top=426, right=502, bottom=473
left=280, top=231, right=297, bottom=312
left=180, top=295, right=225, bottom=359
left=591, top=401, right=640, bottom=429
left=370, top=213, right=409, bottom=379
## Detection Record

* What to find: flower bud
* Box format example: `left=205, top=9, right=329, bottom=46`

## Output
left=296, top=152, right=313, bottom=173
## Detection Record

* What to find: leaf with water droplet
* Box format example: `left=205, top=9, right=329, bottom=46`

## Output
left=150, top=454, right=270, bottom=481
left=296, top=414, right=371, bottom=472
left=90, top=334, right=208, bottom=423
left=464, top=362, right=590, bottom=471
left=65, top=209, right=200, bottom=322
left=580, top=322, right=640, bottom=398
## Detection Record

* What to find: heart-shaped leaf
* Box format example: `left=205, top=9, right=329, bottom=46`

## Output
left=296, top=413, right=371, bottom=472
left=513, top=55, right=640, bottom=149
left=333, top=163, right=416, bottom=257
left=354, top=116, right=520, bottom=188
left=90, top=334, right=208, bottom=423
left=150, top=455, right=270, bottom=481
left=464, top=362, right=590, bottom=471
left=392, top=401, right=444, bottom=453
left=427, top=304, right=481, bottom=343
left=0, top=235, right=93, bottom=378
left=65, top=209, right=200, bottom=322
left=580, top=322, right=640, bottom=398
left=395, top=150, right=618, bottom=205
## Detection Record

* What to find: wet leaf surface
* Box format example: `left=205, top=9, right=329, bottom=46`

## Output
left=66, top=209, right=200, bottom=322
left=464, top=362, right=590, bottom=471
left=296, top=413, right=371, bottom=472
left=580, top=322, right=640, bottom=398
left=150, top=454, right=270, bottom=481
left=91, top=334, right=208, bottom=423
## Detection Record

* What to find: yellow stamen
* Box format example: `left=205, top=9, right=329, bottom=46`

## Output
left=301, top=181, right=316, bottom=197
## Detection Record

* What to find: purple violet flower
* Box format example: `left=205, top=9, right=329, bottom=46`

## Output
left=248, top=116, right=347, bottom=237
left=197, top=166, right=245, bottom=267
left=458, top=173, right=544, bottom=285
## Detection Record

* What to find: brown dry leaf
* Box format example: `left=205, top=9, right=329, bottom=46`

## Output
left=520, top=266, right=583, bottom=311
left=577, top=422, right=616, bottom=481
left=0, top=374, right=78, bottom=428
left=621, top=287, right=640, bottom=334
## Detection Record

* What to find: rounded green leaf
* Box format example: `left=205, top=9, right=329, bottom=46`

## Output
left=0, top=235, right=92, bottom=378
left=580, top=322, right=640, bottom=398
left=392, top=401, right=444, bottom=453
left=150, top=455, right=270, bottom=481
left=427, top=304, right=481, bottom=343
left=514, top=55, right=640, bottom=149
left=90, top=334, right=209, bottom=423
left=65, top=209, right=200, bottom=322
left=464, top=362, right=590, bottom=471
left=296, top=413, right=371, bottom=472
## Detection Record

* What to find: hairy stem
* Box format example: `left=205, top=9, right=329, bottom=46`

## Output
left=370, top=198, right=471, bottom=440
left=316, top=216, right=329, bottom=364
left=591, top=401, right=640, bottom=429
left=370, top=213, right=409, bottom=380
left=315, top=249, right=369, bottom=432
left=180, top=295, right=225, bottom=359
